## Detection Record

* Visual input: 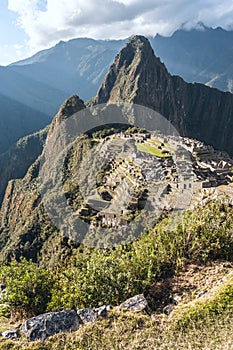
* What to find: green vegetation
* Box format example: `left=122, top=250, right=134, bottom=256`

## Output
left=0, top=200, right=232, bottom=313
left=136, top=142, right=170, bottom=158
left=173, top=276, right=233, bottom=330
left=0, top=199, right=232, bottom=348
left=125, top=126, right=148, bottom=135
left=0, top=259, right=54, bottom=319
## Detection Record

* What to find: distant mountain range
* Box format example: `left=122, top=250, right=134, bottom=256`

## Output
left=1, top=25, right=233, bottom=154
left=9, top=38, right=126, bottom=102
left=0, top=38, right=126, bottom=153
left=152, top=24, right=233, bottom=92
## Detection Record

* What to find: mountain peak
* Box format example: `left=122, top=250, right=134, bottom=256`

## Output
left=58, top=95, right=85, bottom=118
left=128, top=35, right=151, bottom=48
left=118, top=35, right=155, bottom=63
left=94, top=34, right=167, bottom=105
left=93, top=33, right=233, bottom=156
left=48, top=95, right=86, bottom=137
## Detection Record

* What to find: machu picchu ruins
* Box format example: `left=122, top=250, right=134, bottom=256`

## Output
left=75, top=128, right=233, bottom=234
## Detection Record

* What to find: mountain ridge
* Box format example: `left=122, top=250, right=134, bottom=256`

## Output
left=95, top=35, right=233, bottom=156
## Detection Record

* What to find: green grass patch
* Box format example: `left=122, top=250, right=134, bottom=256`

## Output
left=136, top=143, right=170, bottom=158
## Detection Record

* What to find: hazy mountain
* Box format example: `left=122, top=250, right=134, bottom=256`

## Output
left=0, top=127, right=48, bottom=204
left=0, top=92, right=49, bottom=153
left=0, top=65, right=68, bottom=153
left=9, top=38, right=127, bottom=102
left=9, top=25, right=233, bottom=101
left=152, top=24, right=233, bottom=92
left=0, top=38, right=126, bottom=154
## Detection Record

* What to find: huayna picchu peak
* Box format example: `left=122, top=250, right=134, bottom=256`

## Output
left=95, top=35, right=168, bottom=106
left=95, top=35, right=233, bottom=156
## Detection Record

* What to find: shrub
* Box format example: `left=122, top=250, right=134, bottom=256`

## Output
left=48, top=200, right=233, bottom=312
left=0, top=259, right=54, bottom=318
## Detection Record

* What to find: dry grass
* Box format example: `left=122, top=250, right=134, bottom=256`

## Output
left=0, top=309, right=232, bottom=350
left=0, top=261, right=232, bottom=350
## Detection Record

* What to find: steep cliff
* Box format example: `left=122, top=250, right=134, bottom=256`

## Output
left=0, top=96, right=86, bottom=265
left=94, top=35, right=233, bottom=155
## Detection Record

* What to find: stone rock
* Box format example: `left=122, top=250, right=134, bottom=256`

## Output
left=171, top=293, right=181, bottom=305
left=0, top=284, right=6, bottom=292
left=119, top=294, right=148, bottom=312
left=77, top=308, right=97, bottom=324
left=106, top=305, right=113, bottom=312
left=20, top=310, right=80, bottom=341
left=163, top=304, right=174, bottom=315
left=197, top=290, right=208, bottom=298
left=95, top=305, right=108, bottom=317
left=1, top=328, right=19, bottom=339
left=77, top=305, right=109, bottom=323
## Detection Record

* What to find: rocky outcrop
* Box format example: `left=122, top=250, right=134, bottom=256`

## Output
left=1, top=328, right=19, bottom=340
left=94, top=35, right=233, bottom=156
left=119, top=294, right=148, bottom=312
left=9, top=295, right=147, bottom=341
left=47, top=94, right=86, bottom=138
left=20, top=310, right=80, bottom=341
left=20, top=305, right=111, bottom=341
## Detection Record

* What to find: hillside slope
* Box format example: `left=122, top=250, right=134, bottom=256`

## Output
left=0, top=127, right=48, bottom=204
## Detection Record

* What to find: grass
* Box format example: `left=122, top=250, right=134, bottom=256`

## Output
left=172, top=272, right=233, bottom=330
left=0, top=262, right=232, bottom=349
left=0, top=308, right=232, bottom=349
left=136, top=143, right=170, bottom=158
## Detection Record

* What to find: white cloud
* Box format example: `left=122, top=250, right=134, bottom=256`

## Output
left=7, top=0, right=233, bottom=56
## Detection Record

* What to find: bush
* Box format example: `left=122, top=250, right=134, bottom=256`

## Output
left=1, top=199, right=233, bottom=318
left=0, top=304, right=10, bottom=318
left=48, top=200, right=233, bottom=312
left=0, top=259, right=54, bottom=318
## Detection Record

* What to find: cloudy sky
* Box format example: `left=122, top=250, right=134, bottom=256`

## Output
left=1, top=0, right=233, bottom=65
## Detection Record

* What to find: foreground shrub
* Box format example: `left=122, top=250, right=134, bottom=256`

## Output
left=0, top=259, right=54, bottom=318
left=48, top=199, right=233, bottom=311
